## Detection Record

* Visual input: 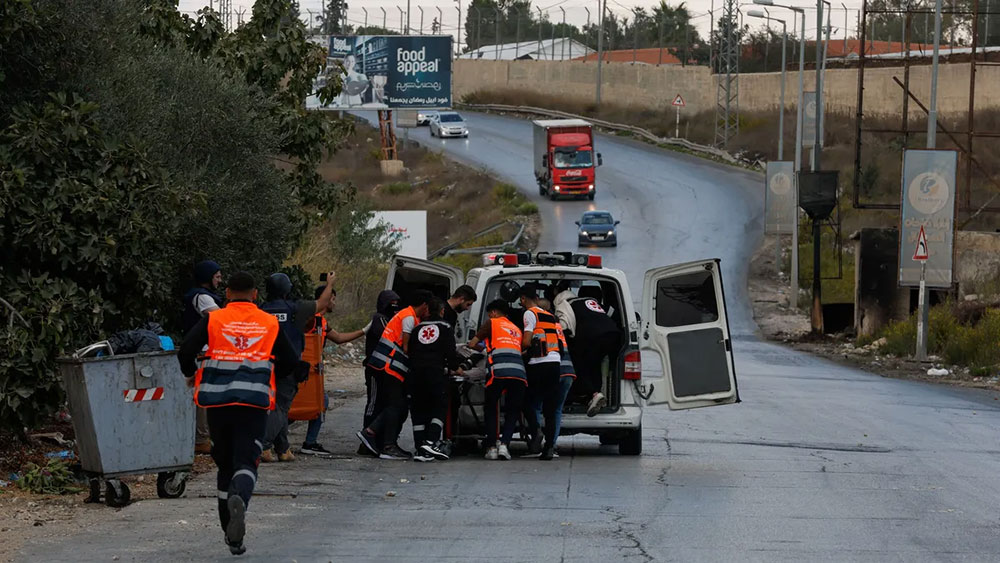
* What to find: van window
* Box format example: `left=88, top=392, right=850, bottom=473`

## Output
left=391, top=269, right=452, bottom=307
left=654, top=270, right=719, bottom=327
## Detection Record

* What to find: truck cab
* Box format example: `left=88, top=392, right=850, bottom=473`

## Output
left=385, top=252, right=739, bottom=455
left=533, top=119, right=602, bottom=201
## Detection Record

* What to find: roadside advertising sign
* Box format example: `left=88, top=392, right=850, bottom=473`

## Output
left=371, top=211, right=428, bottom=259
left=765, top=161, right=796, bottom=234
left=802, top=91, right=824, bottom=148
left=306, top=35, right=452, bottom=111
left=898, top=149, right=957, bottom=288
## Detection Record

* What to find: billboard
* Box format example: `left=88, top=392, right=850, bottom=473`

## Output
left=306, top=35, right=452, bottom=111
left=371, top=211, right=428, bottom=259
left=802, top=91, right=824, bottom=148
left=897, top=149, right=957, bottom=288
left=765, top=161, right=796, bottom=234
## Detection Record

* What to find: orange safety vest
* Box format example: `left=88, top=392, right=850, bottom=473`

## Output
left=366, top=306, right=416, bottom=381
left=528, top=306, right=563, bottom=358
left=195, top=302, right=279, bottom=410
left=485, top=317, right=526, bottom=386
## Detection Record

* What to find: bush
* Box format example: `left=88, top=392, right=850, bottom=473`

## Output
left=0, top=96, right=193, bottom=437
left=382, top=181, right=412, bottom=195
left=516, top=201, right=539, bottom=215
left=877, top=304, right=1000, bottom=376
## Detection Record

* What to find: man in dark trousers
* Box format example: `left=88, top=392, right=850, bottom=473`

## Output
left=359, top=289, right=433, bottom=460
left=443, top=285, right=478, bottom=330
left=555, top=285, right=622, bottom=416
left=259, top=271, right=335, bottom=462
left=359, top=290, right=401, bottom=456
left=407, top=297, right=463, bottom=462
left=181, top=260, right=223, bottom=454
left=178, top=271, right=306, bottom=555
left=519, top=283, right=565, bottom=460
left=467, top=299, right=527, bottom=461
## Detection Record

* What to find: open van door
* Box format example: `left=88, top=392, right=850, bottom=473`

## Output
left=386, top=255, right=465, bottom=333
left=640, top=259, right=739, bottom=410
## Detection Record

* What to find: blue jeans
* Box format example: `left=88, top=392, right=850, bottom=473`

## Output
left=303, top=393, right=330, bottom=445
left=534, top=376, right=574, bottom=447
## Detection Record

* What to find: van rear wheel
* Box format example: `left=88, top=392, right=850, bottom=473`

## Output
left=618, top=427, right=642, bottom=455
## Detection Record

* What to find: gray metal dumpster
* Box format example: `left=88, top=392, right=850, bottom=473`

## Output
left=58, top=348, right=194, bottom=507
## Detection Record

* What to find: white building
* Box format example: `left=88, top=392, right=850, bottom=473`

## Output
left=458, top=39, right=592, bottom=61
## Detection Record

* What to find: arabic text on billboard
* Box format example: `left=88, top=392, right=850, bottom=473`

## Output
left=306, top=35, right=452, bottom=111
left=897, top=149, right=957, bottom=288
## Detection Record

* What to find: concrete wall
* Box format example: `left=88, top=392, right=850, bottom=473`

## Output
left=454, top=59, right=1000, bottom=117
left=954, top=231, right=1000, bottom=297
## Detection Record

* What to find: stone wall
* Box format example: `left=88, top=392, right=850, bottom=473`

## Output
left=454, top=59, right=1000, bottom=117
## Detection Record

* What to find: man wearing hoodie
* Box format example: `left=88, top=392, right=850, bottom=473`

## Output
left=358, top=290, right=401, bottom=456
left=181, top=260, right=223, bottom=454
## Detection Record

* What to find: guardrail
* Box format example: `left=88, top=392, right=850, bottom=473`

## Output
left=429, top=220, right=526, bottom=258
left=455, top=102, right=762, bottom=169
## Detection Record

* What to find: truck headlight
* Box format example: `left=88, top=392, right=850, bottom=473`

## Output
left=588, top=184, right=595, bottom=190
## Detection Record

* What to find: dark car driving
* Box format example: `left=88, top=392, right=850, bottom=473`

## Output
left=576, top=211, right=620, bottom=247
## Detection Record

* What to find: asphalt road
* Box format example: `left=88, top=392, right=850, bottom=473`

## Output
left=20, top=113, right=1000, bottom=562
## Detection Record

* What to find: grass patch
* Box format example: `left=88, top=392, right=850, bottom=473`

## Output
left=876, top=304, right=1000, bottom=376
left=382, top=181, right=411, bottom=195
left=492, top=182, right=538, bottom=216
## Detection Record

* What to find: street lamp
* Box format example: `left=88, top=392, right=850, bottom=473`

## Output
left=748, top=10, right=787, bottom=160
left=754, top=0, right=805, bottom=307
left=455, top=0, right=462, bottom=55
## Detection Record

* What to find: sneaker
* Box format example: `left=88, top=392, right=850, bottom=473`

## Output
left=259, top=449, right=276, bottom=463
left=356, top=444, right=374, bottom=457
left=379, top=444, right=411, bottom=460
left=539, top=447, right=554, bottom=461
left=484, top=446, right=499, bottom=460
left=300, top=443, right=332, bottom=456
left=498, top=444, right=511, bottom=460
left=278, top=450, right=295, bottom=462
left=587, top=392, right=607, bottom=417
left=225, top=495, right=246, bottom=554
left=413, top=452, right=435, bottom=462
left=528, top=433, right=543, bottom=454
left=420, top=441, right=450, bottom=461
left=356, top=430, right=379, bottom=456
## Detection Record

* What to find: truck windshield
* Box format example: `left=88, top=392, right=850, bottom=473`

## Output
left=553, top=149, right=593, bottom=169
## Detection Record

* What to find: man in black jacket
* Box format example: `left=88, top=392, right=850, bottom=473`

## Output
left=407, top=298, right=463, bottom=462
left=358, top=289, right=401, bottom=456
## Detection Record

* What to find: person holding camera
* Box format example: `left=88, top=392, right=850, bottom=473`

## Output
left=259, top=271, right=336, bottom=463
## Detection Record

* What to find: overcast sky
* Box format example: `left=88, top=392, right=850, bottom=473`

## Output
left=179, top=0, right=866, bottom=46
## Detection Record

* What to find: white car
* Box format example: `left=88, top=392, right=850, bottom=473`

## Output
left=385, top=251, right=740, bottom=455
left=429, top=112, right=469, bottom=138
left=417, top=110, right=438, bottom=126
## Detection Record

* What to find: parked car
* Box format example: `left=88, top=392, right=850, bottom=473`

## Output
left=576, top=211, right=620, bottom=247
left=417, top=110, right=438, bottom=126
left=430, top=112, right=469, bottom=138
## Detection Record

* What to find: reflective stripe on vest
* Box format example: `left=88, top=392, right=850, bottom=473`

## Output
left=529, top=306, right=563, bottom=356
left=195, top=302, right=279, bottom=410
left=366, top=306, right=415, bottom=381
left=486, top=317, right=526, bottom=385
left=556, top=329, right=575, bottom=378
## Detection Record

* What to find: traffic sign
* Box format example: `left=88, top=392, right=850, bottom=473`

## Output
left=913, top=225, right=929, bottom=261
left=671, top=94, right=685, bottom=107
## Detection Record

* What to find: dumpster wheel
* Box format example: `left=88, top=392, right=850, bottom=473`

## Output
left=104, top=480, right=131, bottom=507
left=156, top=471, right=188, bottom=499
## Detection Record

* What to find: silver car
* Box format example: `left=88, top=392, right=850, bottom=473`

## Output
left=430, top=112, right=469, bottom=138
left=417, top=110, right=438, bottom=126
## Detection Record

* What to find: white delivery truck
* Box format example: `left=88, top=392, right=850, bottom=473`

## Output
left=384, top=251, right=739, bottom=455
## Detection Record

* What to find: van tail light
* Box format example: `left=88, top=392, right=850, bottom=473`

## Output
left=587, top=255, right=602, bottom=268
left=624, top=349, right=641, bottom=380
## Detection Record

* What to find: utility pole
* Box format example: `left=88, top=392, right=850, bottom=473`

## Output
left=496, top=8, right=502, bottom=60
left=842, top=3, right=848, bottom=54
left=537, top=7, right=543, bottom=59
left=419, top=6, right=424, bottom=33
left=561, top=7, right=567, bottom=60
left=596, top=0, right=606, bottom=104
left=456, top=0, right=462, bottom=55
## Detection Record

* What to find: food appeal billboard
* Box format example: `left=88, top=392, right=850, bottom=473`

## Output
left=306, top=35, right=452, bottom=110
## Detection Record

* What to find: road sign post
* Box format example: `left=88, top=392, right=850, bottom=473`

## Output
left=913, top=225, right=930, bottom=361
left=671, top=94, right=685, bottom=138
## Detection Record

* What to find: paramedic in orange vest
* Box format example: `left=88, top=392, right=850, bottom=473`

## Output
left=520, top=283, right=564, bottom=461
left=358, top=289, right=434, bottom=460
left=178, top=271, right=306, bottom=556
left=467, top=299, right=527, bottom=461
